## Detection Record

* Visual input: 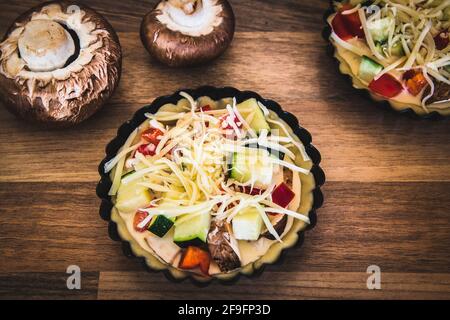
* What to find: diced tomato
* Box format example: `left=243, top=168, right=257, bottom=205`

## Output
left=133, top=211, right=150, bottom=232
left=141, top=128, right=164, bottom=145
left=403, top=69, right=428, bottom=96
left=368, top=73, right=403, bottom=98
left=241, top=186, right=264, bottom=196
left=199, top=105, right=212, bottom=112
left=220, top=113, right=242, bottom=130
left=178, top=246, right=211, bottom=275
left=340, top=4, right=365, bottom=38
left=434, top=30, right=449, bottom=50
left=136, top=143, right=157, bottom=156
left=271, top=183, right=295, bottom=208
left=331, top=4, right=364, bottom=40
left=219, top=113, right=243, bottom=139
left=332, top=11, right=354, bottom=40
left=198, top=105, right=212, bottom=127
left=138, top=128, right=163, bottom=156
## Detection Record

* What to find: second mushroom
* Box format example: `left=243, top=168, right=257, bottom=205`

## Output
left=140, top=0, right=235, bottom=67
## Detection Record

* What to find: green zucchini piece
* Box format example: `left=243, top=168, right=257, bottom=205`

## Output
left=367, top=17, right=394, bottom=43
left=375, top=42, right=384, bottom=56
left=444, top=7, right=450, bottom=20
left=391, top=42, right=404, bottom=57
left=236, top=98, right=270, bottom=134
left=376, top=41, right=404, bottom=57
left=173, top=212, right=211, bottom=248
left=148, top=215, right=175, bottom=237
left=232, top=206, right=263, bottom=241
left=230, top=148, right=274, bottom=188
left=121, top=170, right=135, bottom=180
left=244, top=142, right=285, bottom=160
left=358, top=55, right=383, bottom=83
left=116, top=178, right=152, bottom=213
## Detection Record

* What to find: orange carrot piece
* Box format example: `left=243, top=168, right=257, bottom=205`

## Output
left=179, top=246, right=211, bottom=275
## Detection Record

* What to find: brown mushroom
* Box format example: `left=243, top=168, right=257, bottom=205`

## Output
left=140, top=0, right=235, bottom=67
left=425, top=79, right=450, bottom=104
left=0, top=1, right=122, bottom=127
left=207, top=219, right=241, bottom=272
left=262, top=214, right=288, bottom=240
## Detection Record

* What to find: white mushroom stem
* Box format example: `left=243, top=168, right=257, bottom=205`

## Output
left=157, top=0, right=222, bottom=37
left=18, top=19, right=75, bottom=72
left=168, top=0, right=200, bottom=15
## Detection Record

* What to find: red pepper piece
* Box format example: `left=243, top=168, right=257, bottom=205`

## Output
left=332, top=10, right=354, bottom=40
left=199, top=105, right=212, bottom=112
left=141, top=128, right=164, bottom=145
left=219, top=113, right=243, bottom=139
left=219, top=113, right=243, bottom=130
left=178, top=246, right=211, bottom=275
left=332, top=4, right=364, bottom=40
left=199, top=105, right=212, bottom=127
left=136, top=143, right=157, bottom=156
left=403, top=69, right=428, bottom=96
left=241, top=186, right=265, bottom=196
left=340, top=4, right=365, bottom=38
left=133, top=211, right=150, bottom=232
left=271, top=183, right=295, bottom=208
left=368, top=73, right=403, bottom=98
left=434, top=30, right=449, bottom=50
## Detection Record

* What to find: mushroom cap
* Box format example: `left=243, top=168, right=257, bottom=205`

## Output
left=207, top=219, right=241, bottom=272
left=0, top=1, right=122, bottom=127
left=425, top=79, right=450, bottom=104
left=262, top=214, right=288, bottom=240
left=140, top=0, right=235, bottom=67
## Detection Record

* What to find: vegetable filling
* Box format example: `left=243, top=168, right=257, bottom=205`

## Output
left=105, top=92, right=313, bottom=276
left=328, top=0, right=450, bottom=113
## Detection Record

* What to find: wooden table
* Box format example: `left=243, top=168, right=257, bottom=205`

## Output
left=0, top=0, right=449, bottom=300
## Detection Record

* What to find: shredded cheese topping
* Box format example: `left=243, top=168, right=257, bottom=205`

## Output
left=106, top=92, right=313, bottom=243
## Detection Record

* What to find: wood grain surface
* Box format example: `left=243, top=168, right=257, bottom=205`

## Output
left=0, top=0, right=449, bottom=300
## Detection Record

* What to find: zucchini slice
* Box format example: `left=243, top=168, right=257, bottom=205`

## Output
left=232, top=206, right=263, bottom=241
left=236, top=98, right=270, bottom=134
left=358, top=55, right=383, bottom=83
left=367, top=17, right=394, bottom=43
left=116, top=179, right=152, bottom=213
left=148, top=215, right=175, bottom=237
left=173, top=212, right=211, bottom=248
left=230, top=148, right=274, bottom=189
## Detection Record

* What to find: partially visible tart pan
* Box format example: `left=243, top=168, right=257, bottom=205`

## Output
left=97, top=86, right=325, bottom=284
left=323, top=0, right=450, bottom=118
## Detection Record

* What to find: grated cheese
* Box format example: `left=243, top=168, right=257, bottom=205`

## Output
left=107, top=128, right=138, bottom=195
left=331, top=32, right=367, bottom=56
left=109, top=92, right=314, bottom=246
left=404, top=21, right=432, bottom=69
left=358, top=8, right=385, bottom=61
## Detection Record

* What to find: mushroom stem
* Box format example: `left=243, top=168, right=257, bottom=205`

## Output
left=167, top=0, right=201, bottom=15
left=18, top=19, right=75, bottom=72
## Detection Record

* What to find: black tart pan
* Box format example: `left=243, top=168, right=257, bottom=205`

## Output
left=97, top=86, right=325, bottom=285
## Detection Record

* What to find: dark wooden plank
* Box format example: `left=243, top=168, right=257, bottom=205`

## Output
left=0, top=272, right=99, bottom=300
left=97, top=271, right=450, bottom=300
left=0, top=182, right=142, bottom=273
left=306, top=181, right=450, bottom=274
left=0, top=1, right=329, bottom=35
